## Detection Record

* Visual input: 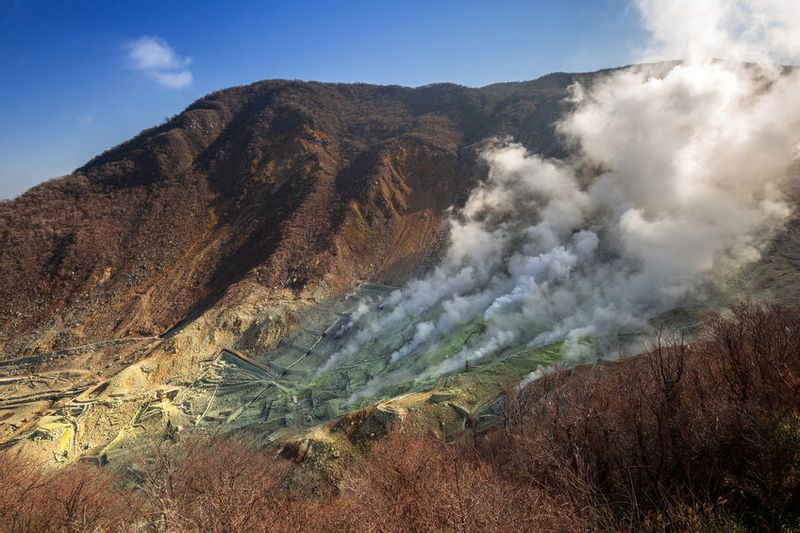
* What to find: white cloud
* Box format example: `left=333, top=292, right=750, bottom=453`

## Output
left=126, top=36, right=193, bottom=90
left=150, top=70, right=194, bottom=90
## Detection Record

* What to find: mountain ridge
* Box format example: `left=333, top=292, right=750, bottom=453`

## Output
left=2, top=63, right=799, bottom=472
left=0, top=69, right=597, bottom=355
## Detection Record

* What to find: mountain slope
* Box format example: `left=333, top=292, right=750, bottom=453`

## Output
left=2, top=66, right=800, bottom=467
left=0, top=74, right=581, bottom=355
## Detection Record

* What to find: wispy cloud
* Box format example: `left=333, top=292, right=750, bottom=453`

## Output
left=126, top=36, right=193, bottom=89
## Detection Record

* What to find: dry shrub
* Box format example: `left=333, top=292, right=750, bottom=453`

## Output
left=134, top=437, right=324, bottom=533
left=122, top=432, right=592, bottom=532
left=487, top=302, right=800, bottom=530
left=0, top=452, right=142, bottom=532
left=336, top=428, right=595, bottom=532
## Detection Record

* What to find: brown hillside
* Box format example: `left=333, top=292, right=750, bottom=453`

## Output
left=0, top=74, right=580, bottom=355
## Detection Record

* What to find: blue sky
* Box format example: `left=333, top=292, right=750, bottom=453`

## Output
left=0, top=0, right=646, bottom=199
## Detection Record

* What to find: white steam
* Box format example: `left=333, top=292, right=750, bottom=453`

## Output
left=636, top=0, right=800, bottom=65
left=319, top=0, right=800, bottom=401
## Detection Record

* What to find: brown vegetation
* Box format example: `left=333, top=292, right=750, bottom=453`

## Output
left=1, top=302, right=799, bottom=531
left=0, top=453, right=142, bottom=532
left=487, top=302, right=800, bottom=530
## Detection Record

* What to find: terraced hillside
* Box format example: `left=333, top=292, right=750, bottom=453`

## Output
left=0, top=280, right=568, bottom=465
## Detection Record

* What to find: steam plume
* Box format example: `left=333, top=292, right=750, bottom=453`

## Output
left=319, top=0, right=800, bottom=401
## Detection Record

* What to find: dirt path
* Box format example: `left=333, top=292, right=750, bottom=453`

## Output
left=0, top=336, right=159, bottom=368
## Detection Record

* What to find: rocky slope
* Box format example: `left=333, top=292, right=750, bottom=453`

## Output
left=0, top=73, right=587, bottom=356
left=2, top=65, right=799, bottom=466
